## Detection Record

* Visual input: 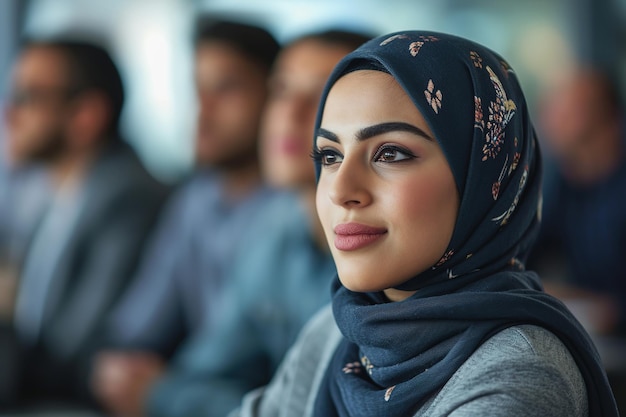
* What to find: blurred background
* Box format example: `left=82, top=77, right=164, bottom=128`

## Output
left=1, top=0, right=625, bottom=183
left=1, top=1, right=626, bottom=415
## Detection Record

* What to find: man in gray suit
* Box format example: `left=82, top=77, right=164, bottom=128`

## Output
left=2, top=37, right=169, bottom=411
left=90, top=19, right=281, bottom=417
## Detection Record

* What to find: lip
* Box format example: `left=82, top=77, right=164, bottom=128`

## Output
left=276, top=137, right=306, bottom=156
left=333, top=223, right=387, bottom=251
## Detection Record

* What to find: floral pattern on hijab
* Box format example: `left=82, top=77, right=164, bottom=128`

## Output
left=312, top=30, right=618, bottom=417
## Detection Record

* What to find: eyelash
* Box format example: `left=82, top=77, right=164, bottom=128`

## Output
left=310, top=148, right=340, bottom=166
left=374, top=145, right=416, bottom=163
left=310, top=145, right=416, bottom=166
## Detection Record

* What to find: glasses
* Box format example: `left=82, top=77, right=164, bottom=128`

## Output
left=6, top=86, right=80, bottom=108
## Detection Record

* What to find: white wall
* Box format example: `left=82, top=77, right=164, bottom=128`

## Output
left=18, top=0, right=579, bottom=181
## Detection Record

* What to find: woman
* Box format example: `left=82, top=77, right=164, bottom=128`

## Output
left=233, top=31, right=618, bottom=416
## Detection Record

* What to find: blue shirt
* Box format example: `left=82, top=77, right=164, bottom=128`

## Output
left=148, top=190, right=336, bottom=417
left=530, top=159, right=626, bottom=332
left=105, top=170, right=275, bottom=356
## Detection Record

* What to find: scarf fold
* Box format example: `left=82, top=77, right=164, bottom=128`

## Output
left=315, top=273, right=616, bottom=416
left=312, top=30, right=618, bottom=416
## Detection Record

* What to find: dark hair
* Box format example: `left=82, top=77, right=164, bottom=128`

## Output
left=193, top=18, right=280, bottom=73
left=291, top=29, right=374, bottom=52
left=595, top=71, right=624, bottom=119
left=22, top=37, right=125, bottom=136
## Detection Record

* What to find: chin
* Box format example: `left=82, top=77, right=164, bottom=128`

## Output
left=267, top=172, right=295, bottom=188
left=338, top=274, right=386, bottom=294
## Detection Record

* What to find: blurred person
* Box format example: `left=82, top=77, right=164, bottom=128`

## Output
left=91, top=19, right=280, bottom=417
left=528, top=68, right=626, bottom=336
left=0, top=158, right=50, bottom=344
left=130, top=29, right=372, bottom=417
left=1, top=37, right=169, bottom=410
left=0, top=162, right=50, bottom=268
left=0, top=133, right=52, bottom=406
left=0, top=128, right=51, bottom=282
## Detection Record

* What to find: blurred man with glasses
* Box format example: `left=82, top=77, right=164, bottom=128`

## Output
left=1, top=36, right=168, bottom=411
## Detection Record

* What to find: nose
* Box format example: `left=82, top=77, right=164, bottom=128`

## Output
left=327, top=156, right=372, bottom=208
left=285, top=94, right=317, bottom=124
left=198, top=93, right=217, bottom=116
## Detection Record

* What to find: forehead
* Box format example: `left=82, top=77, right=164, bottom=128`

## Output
left=195, top=41, right=264, bottom=78
left=275, top=40, right=351, bottom=80
left=322, top=70, right=427, bottom=127
left=13, top=46, right=69, bottom=87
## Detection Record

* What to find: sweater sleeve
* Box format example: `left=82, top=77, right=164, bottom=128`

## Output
left=230, top=305, right=342, bottom=417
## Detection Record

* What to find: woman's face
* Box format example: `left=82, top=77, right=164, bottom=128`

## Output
left=315, top=70, right=459, bottom=299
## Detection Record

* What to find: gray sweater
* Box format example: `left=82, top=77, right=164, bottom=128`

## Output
left=231, top=305, right=588, bottom=417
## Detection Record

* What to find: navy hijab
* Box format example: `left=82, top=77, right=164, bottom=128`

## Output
left=313, top=31, right=618, bottom=416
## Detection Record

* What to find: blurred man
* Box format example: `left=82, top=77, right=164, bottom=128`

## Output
left=91, top=19, right=280, bottom=417
left=529, top=68, right=626, bottom=335
left=2, top=37, right=168, bottom=409
left=131, top=29, right=371, bottom=417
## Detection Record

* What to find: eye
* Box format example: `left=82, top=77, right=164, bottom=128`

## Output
left=311, top=147, right=343, bottom=166
left=374, top=145, right=415, bottom=163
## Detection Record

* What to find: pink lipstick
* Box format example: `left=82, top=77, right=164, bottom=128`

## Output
left=277, top=137, right=306, bottom=156
left=333, top=223, right=387, bottom=251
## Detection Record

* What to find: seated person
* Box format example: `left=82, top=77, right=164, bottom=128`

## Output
left=528, top=68, right=626, bottom=336
left=2, top=36, right=169, bottom=409
left=93, top=29, right=371, bottom=417
left=90, top=19, right=281, bottom=416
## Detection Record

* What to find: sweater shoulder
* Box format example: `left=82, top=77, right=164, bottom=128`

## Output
left=415, top=325, right=588, bottom=417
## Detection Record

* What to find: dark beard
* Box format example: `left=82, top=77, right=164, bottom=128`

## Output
left=194, top=144, right=259, bottom=171
left=26, top=130, right=67, bottom=164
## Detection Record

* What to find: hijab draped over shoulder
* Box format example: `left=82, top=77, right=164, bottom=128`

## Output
left=313, top=31, right=618, bottom=417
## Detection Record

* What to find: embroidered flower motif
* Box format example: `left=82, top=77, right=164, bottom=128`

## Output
left=447, top=269, right=460, bottom=279
left=361, top=355, right=374, bottom=375
left=474, top=96, right=484, bottom=130
left=384, top=386, right=396, bottom=402
left=491, top=182, right=500, bottom=201
left=419, top=35, right=439, bottom=42
left=500, top=60, right=513, bottom=76
left=509, top=151, right=521, bottom=175
left=380, top=34, right=408, bottom=46
left=470, top=51, right=483, bottom=68
left=465, top=253, right=473, bottom=259
left=482, top=66, right=517, bottom=161
left=492, top=154, right=509, bottom=200
left=492, top=165, right=528, bottom=226
left=342, top=361, right=362, bottom=374
left=435, top=249, right=454, bottom=267
left=409, top=41, right=424, bottom=56
left=424, top=80, right=442, bottom=114
left=509, top=257, right=525, bottom=270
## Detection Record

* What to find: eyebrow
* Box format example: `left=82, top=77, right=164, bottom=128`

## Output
left=317, top=122, right=434, bottom=143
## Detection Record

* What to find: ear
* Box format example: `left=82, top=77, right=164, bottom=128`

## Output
left=66, top=91, right=113, bottom=148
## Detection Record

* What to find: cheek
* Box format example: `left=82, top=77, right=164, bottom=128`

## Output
left=10, top=108, right=40, bottom=130
left=261, top=104, right=293, bottom=154
left=388, top=172, right=458, bottom=256
left=261, top=104, right=283, bottom=141
left=315, top=178, right=334, bottom=239
left=13, top=111, right=56, bottom=140
left=223, top=93, right=264, bottom=130
left=392, top=175, right=450, bottom=219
